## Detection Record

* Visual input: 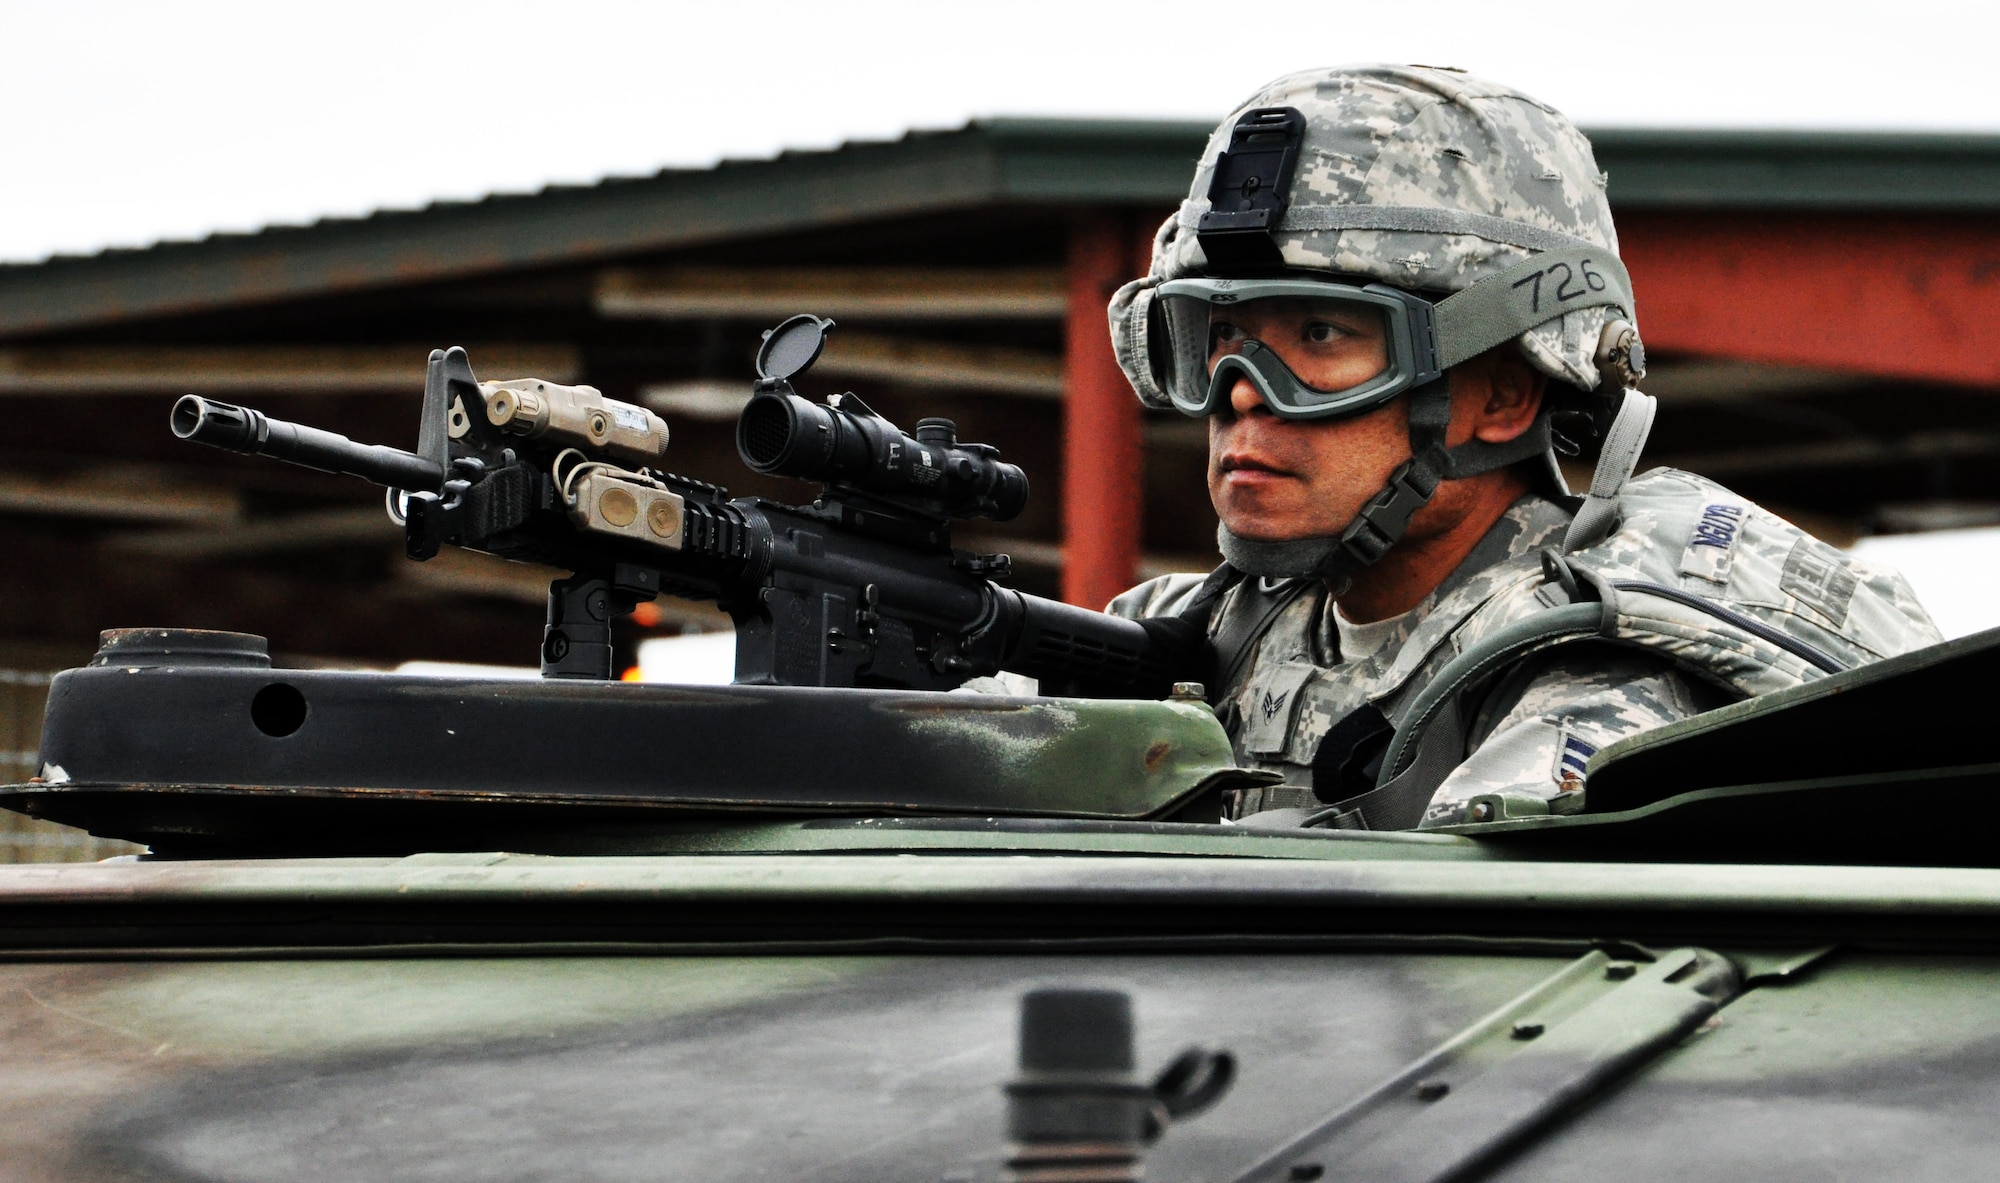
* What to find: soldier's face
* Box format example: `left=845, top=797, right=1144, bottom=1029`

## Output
left=1208, top=382, right=1409, bottom=543
left=1206, top=313, right=1545, bottom=546
left=1205, top=299, right=1406, bottom=542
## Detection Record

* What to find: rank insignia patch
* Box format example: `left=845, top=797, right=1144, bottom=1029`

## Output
left=1553, top=731, right=1597, bottom=791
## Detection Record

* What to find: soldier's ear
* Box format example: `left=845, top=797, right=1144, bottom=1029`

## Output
left=1461, top=348, right=1546, bottom=444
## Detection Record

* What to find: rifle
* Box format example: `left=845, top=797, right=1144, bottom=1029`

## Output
left=171, top=314, right=1201, bottom=695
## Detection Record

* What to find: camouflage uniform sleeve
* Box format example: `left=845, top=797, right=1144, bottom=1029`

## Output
left=1418, top=645, right=1734, bottom=827
left=1104, top=573, right=1211, bottom=620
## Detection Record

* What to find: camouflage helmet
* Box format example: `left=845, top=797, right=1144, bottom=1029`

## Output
left=1111, top=63, right=1644, bottom=410
left=1109, top=65, right=1657, bottom=581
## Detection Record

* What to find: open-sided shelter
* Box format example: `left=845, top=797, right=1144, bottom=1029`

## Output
left=0, top=119, right=1997, bottom=676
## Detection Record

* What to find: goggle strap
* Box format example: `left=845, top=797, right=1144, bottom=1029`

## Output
left=1406, top=380, right=1453, bottom=455
left=1432, top=248, right=1635, bottom=370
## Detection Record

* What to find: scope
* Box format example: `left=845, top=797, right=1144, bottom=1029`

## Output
left=737, top=390, right=1028, bottom=521
left=172, top=396, right=444, bottom=492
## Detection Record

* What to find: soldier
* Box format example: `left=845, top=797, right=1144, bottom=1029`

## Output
left=1106, top=65, right=1940, bottom=828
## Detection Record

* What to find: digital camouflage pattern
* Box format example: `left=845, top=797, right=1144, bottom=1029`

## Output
left=1103, top=64, right=1939, bottom=825
left=1110, top=64, right=1628, bottom=410
left=1111, top=472, right=1941, bottom=825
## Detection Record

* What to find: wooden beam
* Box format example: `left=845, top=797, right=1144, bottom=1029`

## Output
left=1621, top=212, right=2000, bottom=387
left=0, top=343, right=579, bottom=395
left=0, top=125, right=1086, bottom=337
left=639, top=333, right=1063, bottom=421
left=1655, top=429, right=2000, bottom=477
left=103, top=507, right=395, bottom=558
left=394, top=548, right=734, bottom=632
left=810, top=333, right=1062, bottom=397
left=392, top=547, right=568, bottom=604
left=0, top=522, right=541, bottom=667
left=0, top=471, right=238, bottom=525
left=638, top=381, right=754, bottom=422
left=595, top=267, right=1066, bottom=321
left=1636, top=358, right=1872, bottom=405
left=98, top=518, right=740, bottom=635
left=1872, top=502, right=2000, bottom=533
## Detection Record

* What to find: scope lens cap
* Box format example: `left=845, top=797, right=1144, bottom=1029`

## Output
left=756, top=314, right=835, bottom=381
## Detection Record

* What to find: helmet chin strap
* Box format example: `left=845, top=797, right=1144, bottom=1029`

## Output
left=1214, top=378, right=1556, bottom=588
left=1215, top=526, right=1361, bottom=589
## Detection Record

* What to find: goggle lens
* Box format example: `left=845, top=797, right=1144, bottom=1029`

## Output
left=1207, top=298, right=1393, bottom=395
left=1153, top=279, right=1435, bottom=421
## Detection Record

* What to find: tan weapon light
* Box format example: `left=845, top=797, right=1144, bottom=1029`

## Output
left=568, top=470, right=686, bottom=551
left=480, top=379, right=670, bottom=469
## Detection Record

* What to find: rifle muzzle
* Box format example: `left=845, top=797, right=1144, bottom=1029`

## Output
left=172, top=396, right=444, bottom=493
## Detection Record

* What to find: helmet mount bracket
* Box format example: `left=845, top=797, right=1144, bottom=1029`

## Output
left=1196, top=107, right=1306, bottom=271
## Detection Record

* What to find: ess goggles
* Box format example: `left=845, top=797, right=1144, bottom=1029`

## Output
left=1154, top=277, right=1441, bottom=421
left=1152, top=246, right=1637, bottom=421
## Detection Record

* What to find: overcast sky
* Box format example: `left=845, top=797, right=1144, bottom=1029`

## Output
left=4, top=0, right=1997, bottom=265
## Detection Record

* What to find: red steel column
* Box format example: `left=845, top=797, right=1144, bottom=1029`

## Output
left=1062, top=213, right=1143, bottom=609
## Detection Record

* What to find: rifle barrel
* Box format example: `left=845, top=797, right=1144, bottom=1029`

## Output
left=172, top=396, right=444, bottom=492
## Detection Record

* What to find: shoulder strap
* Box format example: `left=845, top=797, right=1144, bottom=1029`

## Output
left=1562, top=389, right=1656, bottom=553
left=1313, top=602, right=1606, bottom=829
left=1176, top=565, right=1315, bottom=704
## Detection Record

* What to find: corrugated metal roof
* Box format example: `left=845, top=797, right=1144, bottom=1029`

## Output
left=1592, top=127, right=2000, bottom=210
left=4, top=119, right=1997, bottom=338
